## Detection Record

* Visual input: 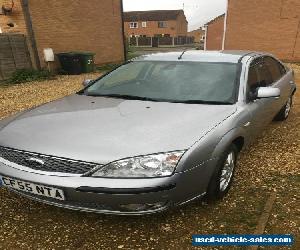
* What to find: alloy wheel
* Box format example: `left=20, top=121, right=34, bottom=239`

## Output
left=219, top=151, right=235, bottom=192
left=284, top=97, right=292, bottom=118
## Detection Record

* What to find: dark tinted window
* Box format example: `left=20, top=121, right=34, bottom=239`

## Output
left=279, top=63, right=287, bottom=75
left=247, top=63, right=260, bottom=101
left=248, top=63, right=259, bottom=92
left=264, top=57, right=286, bottom=82
left=257, top=61, right=273, bottom=86
left=247, top=58, right=273, bottom=100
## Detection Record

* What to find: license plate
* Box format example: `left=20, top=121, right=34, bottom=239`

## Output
left=0, top=176, right=65, bottom=201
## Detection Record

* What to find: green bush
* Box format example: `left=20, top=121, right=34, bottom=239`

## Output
left=8, top=69, right=52, bottom=84
left=127, top=51, right=138, bottom=60
left=125, top=39, right=131, bottom=53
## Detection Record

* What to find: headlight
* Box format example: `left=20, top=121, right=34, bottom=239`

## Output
left=92, top=151, right=185, bottom=178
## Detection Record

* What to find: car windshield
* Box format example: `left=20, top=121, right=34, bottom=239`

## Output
left=84, top=61, right=239, bottom=104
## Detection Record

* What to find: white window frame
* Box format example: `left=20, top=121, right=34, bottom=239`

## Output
left=129, top=22, right=138, bottom=29
left=142, top=21, right=147, bottom=28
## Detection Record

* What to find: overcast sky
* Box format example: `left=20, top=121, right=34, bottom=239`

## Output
left=123, top=0, right=227, bottom=31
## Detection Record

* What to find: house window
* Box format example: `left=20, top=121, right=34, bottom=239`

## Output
left=158, top=21, right=167, bottom=28
left=129, top=22, right=138, bottom=29
left=142, top=22, right=147, bottom=28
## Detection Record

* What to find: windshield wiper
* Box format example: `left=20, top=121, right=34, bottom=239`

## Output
left=171, top=100, right=233, bottom=105
left=85, top=93, right=233, bottom=105
left=85, top=93, right=160, bottom=102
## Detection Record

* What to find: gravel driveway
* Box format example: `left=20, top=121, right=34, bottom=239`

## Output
left=0, top=66, right=299, bottom=250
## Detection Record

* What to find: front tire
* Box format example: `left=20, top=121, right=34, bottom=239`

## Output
left=274, top=96, right=293, bottom=121
left=206, top=144, right=238, bottom=202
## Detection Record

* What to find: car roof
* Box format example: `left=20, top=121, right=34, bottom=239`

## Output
left=134, top=50, right=260, bottom=63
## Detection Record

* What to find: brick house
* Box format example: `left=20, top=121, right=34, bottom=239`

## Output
left=204, top=0, right=300, bottom=61
left=0, top=0, right=125, bottom=69
left=124, top=10, right=188, bottom=38
left=224, top=0, right=300, bottom=61
left=204, top=14, right=225, bottom=50
left=0, top=0, right=27, bottom=34
left=188, top=28, right=205, bottom=44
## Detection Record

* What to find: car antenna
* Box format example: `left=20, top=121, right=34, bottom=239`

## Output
left=178, top=50, right=187, bottom=60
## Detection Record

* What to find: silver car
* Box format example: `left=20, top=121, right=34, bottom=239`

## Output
left=0, top=51, right=296, bottom=215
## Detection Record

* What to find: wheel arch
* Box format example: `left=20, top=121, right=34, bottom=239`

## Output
left=232, top=136, right=245, bottom=152
left=211, top=128, right=246, bottom=159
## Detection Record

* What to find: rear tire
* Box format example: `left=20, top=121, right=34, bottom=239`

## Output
left=274, top=96, right=293, bottom=121
left=205, top=144, right=238, bottom=202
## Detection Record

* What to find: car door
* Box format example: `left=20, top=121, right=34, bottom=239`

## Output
left=245, top=58, right=277, bottom=138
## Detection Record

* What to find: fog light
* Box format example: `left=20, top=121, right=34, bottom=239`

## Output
left=120, top=202, right=167, bottom=212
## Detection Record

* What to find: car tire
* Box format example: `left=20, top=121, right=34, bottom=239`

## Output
left=205, top=144, right=238, bottom=202
left=274, top=95, right=293, bottom=121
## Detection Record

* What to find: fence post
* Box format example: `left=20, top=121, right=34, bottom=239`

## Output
left=150, top=37, right=153, bottom=47
left=136, top=36, right=139, bottom=47
left=172, top=37, right=175, bottom=47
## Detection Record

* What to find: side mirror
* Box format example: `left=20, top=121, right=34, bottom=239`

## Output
left=256, top=87, right=281, bottom=99
left=82, top=79, right=94, bottom=87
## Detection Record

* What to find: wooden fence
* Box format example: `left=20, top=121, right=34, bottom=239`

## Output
left=129, top=36, right=195, bottom=47
left=0, top=34, right=32, bottom=80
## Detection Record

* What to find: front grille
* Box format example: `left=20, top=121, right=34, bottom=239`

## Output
left=0, top=147, right=99, bottom=174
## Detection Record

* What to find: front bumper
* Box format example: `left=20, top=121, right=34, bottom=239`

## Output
left=0, top=159, right=217, bottom=215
